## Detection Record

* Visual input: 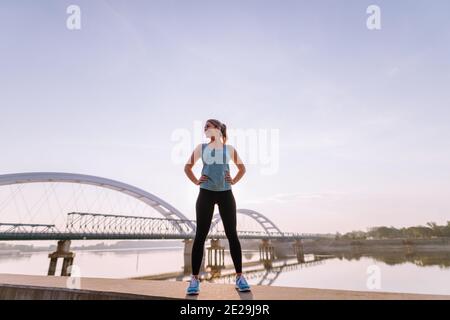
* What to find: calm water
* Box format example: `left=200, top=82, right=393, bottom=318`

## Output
left=1, top=247, right=449, bottom=295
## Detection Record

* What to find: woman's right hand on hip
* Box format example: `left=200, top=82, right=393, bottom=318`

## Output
left=196, top=175, right=209, bottom=185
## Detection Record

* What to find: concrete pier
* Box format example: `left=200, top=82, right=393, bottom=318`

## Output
left=207, top=239, right=225, bottom=267
left=1, top=273, right=449, bottom=300
left=48, top=240, right=75, bottom=276
left=293, top=239, right=305, bottom=262
left=259, top=239, right=275, bottom=260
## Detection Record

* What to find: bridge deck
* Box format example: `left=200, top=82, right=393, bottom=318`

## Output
left=1, top=273, right=449, bottom=300
left=0, top=233, right=306, bottom=241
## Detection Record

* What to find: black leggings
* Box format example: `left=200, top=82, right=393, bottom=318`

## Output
left=191, top=188, right=242, bottom=275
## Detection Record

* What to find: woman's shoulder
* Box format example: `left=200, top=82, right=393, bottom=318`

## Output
left=225, top=144, right=235, bottom=152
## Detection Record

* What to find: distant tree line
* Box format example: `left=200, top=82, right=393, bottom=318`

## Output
left=335, top=221, right=450, bottom=240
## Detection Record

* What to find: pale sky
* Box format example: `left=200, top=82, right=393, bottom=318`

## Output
left=1, top=0, right=450, bottom=234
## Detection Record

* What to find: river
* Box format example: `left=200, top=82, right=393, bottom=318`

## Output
left=0, top=246, right=449, bottom=295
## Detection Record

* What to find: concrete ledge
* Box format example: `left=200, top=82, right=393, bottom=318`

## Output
left=1, top=273, right=449, bottom=300
left=0, top=283, right=152, bottom=300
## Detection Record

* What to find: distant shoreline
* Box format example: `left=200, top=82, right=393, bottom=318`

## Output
left=0, top=240, right=184, bottom=254
left=303, top=237, right=450, bottom=253
left=2, top=238, right=450, bottom=256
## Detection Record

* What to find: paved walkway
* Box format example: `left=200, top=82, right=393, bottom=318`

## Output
left=1, top=273, right=449, bottom=300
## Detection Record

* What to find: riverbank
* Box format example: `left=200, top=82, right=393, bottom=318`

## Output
left=302, top=238, right=450, bottom=253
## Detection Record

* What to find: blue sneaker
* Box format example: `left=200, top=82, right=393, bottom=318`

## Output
left=235, top=274, right=251, bottom=292
left=186, top=276, right=200, bottom=295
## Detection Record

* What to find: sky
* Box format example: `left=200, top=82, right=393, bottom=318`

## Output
left=1, top=0, right=450, bottom=234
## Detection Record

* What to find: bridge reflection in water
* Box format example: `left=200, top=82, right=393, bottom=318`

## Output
left=132, top=241, right=334, bottom=286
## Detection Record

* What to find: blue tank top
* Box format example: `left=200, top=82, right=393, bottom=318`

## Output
left=200, top=143, right=232, bottom=191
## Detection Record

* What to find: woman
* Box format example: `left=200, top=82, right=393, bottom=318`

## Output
left=183, top=119, right=251, bottom=295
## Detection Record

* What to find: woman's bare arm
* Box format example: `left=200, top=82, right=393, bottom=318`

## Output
left=226, top=145, right=246, bottom=185
left=184, top=144, right=208, bottom=185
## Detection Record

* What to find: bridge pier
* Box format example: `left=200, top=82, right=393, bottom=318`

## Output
left=259, top=239, right=275, bottom=260
left=262, top=259, right=273, bottom=269
left=293, top=239, right=305, bottom=262
left=207, top=239, right=225, bottom=268
left=48, top=240, right=75, bottom=276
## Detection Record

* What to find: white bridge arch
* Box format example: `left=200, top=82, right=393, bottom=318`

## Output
left=0, top=172, right=196, bottom=232
left=211, top=208, right=283, bottom=234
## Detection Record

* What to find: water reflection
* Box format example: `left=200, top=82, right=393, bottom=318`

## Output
left=137, top=250, right=331, bottom=286
left=332, top=251, right=450, bottom=269
left=203, top=254, right=332, bottom=286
